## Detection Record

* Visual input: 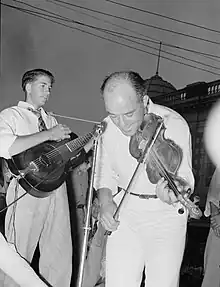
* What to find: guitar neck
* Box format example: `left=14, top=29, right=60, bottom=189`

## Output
left=65, top=132, right=94, bottom=152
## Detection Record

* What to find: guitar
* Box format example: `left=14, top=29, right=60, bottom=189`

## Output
left=7, top=123, right=105, bottom=198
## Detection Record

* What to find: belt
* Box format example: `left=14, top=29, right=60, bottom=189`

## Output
left=129, top=192, right=158, bottom=199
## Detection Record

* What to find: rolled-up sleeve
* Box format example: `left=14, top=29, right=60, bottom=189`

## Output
left=0, top=113, right=17, bottom=159
left=94, top=135, right=118, bottom=195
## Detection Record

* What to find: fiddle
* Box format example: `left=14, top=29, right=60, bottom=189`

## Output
left=129, top=113, right=202, bottom=219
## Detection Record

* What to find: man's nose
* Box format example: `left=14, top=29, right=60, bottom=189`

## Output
left=118, top=115, right=129, bottom=128
left=44, top=86, right=51, bottom=94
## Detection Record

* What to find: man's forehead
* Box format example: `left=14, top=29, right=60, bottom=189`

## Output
left=105, top=79, right=132, bottom=93
left=105, top=82, right=137, bottom=100
left=34, top=75, right=51, bottom=84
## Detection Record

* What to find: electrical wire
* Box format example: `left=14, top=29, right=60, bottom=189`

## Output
left=1, top=1, right=220, bottom=76
left=47, top=0, right=220, bottom=62
left=47, top=0, right=220, bottom=45
left=12, top=0, right=220, bottom=64
left=106, top=0, right=220, bottom=35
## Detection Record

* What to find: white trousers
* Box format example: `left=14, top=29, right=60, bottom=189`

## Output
left=3, top=180, right=72, bottom=287
left=105, top=192, right=187, bottom=287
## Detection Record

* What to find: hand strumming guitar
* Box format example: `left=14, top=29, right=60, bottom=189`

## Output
left=47, top=124, right=71, bottom=141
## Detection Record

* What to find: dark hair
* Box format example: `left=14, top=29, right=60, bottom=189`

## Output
left=100, top=71, right=146, bottom=100
left=21, top=68, right=55, bottom=92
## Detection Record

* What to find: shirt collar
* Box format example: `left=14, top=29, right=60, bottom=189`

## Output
left=145, top=98, right=154, bottom=113
left=17, top=101, right=45, bottom=115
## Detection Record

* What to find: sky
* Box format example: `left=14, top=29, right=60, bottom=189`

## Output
left=1, top=0, right=220, bottom=136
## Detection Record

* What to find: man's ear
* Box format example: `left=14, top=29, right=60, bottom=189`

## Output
left=25, top=82, right=31, bottom=94
left=142, top=95, right=149, bottom=107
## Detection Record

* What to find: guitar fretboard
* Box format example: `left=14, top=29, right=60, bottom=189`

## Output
left=65, top=132, right=94, bottom=152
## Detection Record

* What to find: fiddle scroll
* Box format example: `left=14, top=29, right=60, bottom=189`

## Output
left=129, top=113, right=202, bottom=220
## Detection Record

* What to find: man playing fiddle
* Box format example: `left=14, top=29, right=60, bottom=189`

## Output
left=0, top=68, right=93, bottom=287
left=94, top=71, right=194, bottom=287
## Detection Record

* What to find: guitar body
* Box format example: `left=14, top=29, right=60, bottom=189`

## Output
left=7, top=132, right=83, bottom=198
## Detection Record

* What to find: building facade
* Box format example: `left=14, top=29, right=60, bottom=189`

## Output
left=147, top=77, right=220, bottom=208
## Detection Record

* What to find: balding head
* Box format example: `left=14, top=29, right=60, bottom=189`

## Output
left=101, top=71, right=147, bottom=137
left=100, top=71, right=146, bottom=102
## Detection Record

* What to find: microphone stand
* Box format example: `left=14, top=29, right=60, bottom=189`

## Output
left=76, top=126, right=103, bottom=287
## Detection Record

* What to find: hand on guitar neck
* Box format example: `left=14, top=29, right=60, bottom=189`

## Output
left=51, top=124, right=95, bottom=153
left=84, top=138, right=94, bottom=153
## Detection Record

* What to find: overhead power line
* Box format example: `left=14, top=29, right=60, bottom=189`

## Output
left=1, top=1, right=220, bottom=77
left=48, top=0, right=220, bottom=62
left=106, top=0, right=220, bottom=35
left=47, top=0, right=220, bottom=69
left=97, top=28, right=220, bottom=71
left=12, top=0, right=220, bottom=70
left=47, top=0, right=220, bottom=46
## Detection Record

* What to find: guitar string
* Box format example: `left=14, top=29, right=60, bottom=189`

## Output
left=1, top=156, right=72, bottom=214
left=41, top=133, right=93, bottom=160
left=1, top=115, right=101, bottom=212
left=29, top=126, right=100, bottom=172
left=30, top=132, right=95, bottom=176
left=46, top=131, right=93, bottom=158
left=38, top=111, right=102, bottom=159
left=31, top=131, right=94, bottom=168
left=27, top=110, right=99, bottom=163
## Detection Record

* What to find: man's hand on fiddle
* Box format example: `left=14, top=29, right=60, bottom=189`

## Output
left=48, top=124, right=71, bottom=141
left=155, top=177, right=179, bottom=205
left=99, top=201, right=119, bottom=232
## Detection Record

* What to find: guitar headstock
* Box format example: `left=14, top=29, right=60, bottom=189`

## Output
left=92, top=121, right=107, bottom=138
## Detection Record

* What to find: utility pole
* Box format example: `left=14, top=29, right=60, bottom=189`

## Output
left=156, top=41, right=162, bottom=76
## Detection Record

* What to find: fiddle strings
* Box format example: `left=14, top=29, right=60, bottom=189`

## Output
left=147, top=137, right=202, bottom=218
left=149, top=149, right=181, bottom=196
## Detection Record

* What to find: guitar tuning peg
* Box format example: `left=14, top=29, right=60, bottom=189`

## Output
left=94, top=121, right=107, bottom=136
left=100, top=121, right=107, bottom=133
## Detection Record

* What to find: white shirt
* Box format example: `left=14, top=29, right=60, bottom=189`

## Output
left=0, top=101, right=57, bottom=159
left=0, top=101, right=63, bottom=285
left=94, top=100, right=194, bottom=196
